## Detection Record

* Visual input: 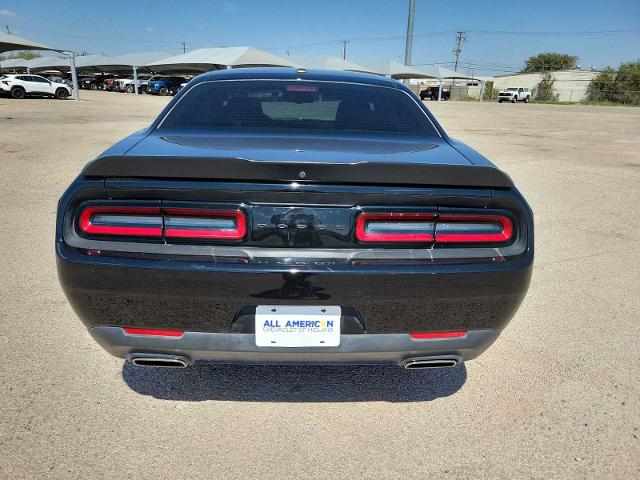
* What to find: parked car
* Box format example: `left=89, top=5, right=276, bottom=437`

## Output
left=171, top=82, right=188, bottom=96
left=146, top=76, right=186, bottom=95
left=46, top=75, right=73, bottom=87
left=114, top=75, right=153, bottom=93
left=102, top=76, right=120, bottom=91
left=419, top=86, right=450, bottom=101
left=0, top=74, right=72, bottom=99
left=498, top=87, right=531, bottom=103
left=80, top=74, right=114, bottom=91
left=56, top=68, right=533, bottom=371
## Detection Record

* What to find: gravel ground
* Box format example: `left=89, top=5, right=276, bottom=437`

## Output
left=1, top=91, right=638, bottom=479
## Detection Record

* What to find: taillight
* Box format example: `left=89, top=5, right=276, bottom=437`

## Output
left=355, top=212, right=513, bottom=245
left=356, top=213, right=436, bottom=242
left=435, top=214, right=512, bottom=243
left=164, top=208, right=246, bottom=239
left=77, top=205, right=246, bottom=240
left=78, top=206, right=162, bottom=237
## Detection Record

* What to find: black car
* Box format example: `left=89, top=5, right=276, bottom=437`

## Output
left=56, top=68, right=533, bottom=370
left=420, top=86, right=450, bottom=100
left=80, top=74, right=114, bottom=90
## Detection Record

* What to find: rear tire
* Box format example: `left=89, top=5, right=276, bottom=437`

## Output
left=55, top=88, right=69, bottom=100
left=511, top=96, right=516, bottom=103
left=159, top=86, right=169, bottom=96
left=11, top=87, right=25, bottom=99
left=498, top=99, right=503, bottom=103
left=524, top=96, right=530, bottom=103
left=90, top=83, right=98, bottom=91
left=125, top=85, right=134, bottom=93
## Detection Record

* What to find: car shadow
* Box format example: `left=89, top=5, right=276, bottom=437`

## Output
left=122, top=362, right=467, bottom=402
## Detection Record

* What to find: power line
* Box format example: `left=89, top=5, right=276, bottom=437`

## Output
left=8, top=24, right=206, bottom=48
left=470, top=29, right=640, bottom=36
left=7, top=23, right=640, bottom=58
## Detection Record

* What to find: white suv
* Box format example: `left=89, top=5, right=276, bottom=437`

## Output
left=0, top=74, right=72, bottom=100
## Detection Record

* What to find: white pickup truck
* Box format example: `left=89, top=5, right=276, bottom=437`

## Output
left=498, top=87, right=531, bottom=103
left=114, top=75, right=157, bottom=94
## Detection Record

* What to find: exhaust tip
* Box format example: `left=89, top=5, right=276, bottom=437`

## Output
left=402, top=355, right=462, bottom=369
left=128, top=353, right=191, bottom=368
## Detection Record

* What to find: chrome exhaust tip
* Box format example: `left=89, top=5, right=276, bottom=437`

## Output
left=402, top=355, right=462, bottom=369
left=127, top=353, right=191, bottom=368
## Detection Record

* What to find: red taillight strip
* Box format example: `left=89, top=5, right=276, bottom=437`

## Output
left=410, top=331, right=467, bottom=339
left=163, top=208, right=246, bottom=239
left=123, top=327, right=184, bottom=337
left=435, top=214, right=513, bottom=243
left=78, top=206, right=162, bottom=237
left=356, top=213, right=436, bottom=242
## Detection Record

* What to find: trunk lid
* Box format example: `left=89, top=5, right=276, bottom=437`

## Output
left=83, top=132, right=513, bottom=188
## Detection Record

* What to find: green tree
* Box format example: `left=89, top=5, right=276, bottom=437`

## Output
left=587, top=61, right=640, bottom=104
left=586, top=67, right=618, bottom=102
left=522, top=52, right=578, bottom=73
left=1, top=51, right=42, bottom=61
left=535, top=73, right=558, bottom=101
left=482, top=80, right=498, bottom=101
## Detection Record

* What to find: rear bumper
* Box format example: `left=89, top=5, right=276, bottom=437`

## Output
left=58, top=253, right=532, bottom=335
left=90, top=326, right=498, bottom=366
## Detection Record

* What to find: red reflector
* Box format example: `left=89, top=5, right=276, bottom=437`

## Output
left=410, top=331, right=467, bottom=339
left=435, top=214, right=513, bottom=243
left=78, top=206, right=162, bottom=237
left=123, top=327, right=184, bottom=337
left=164, top=208, right=246, bottom=239
left=356, top=213, right=436, bottom=242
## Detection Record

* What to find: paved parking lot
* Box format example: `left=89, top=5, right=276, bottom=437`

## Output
left=1, top=91, right=638, bottom=479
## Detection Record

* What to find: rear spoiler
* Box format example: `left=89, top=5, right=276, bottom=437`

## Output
left=82, top=155, right=515, bottom=189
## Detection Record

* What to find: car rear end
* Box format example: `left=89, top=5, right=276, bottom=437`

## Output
left=0, top=74, right=13, bottom=94
left=56, top=70, right=533, bottom=369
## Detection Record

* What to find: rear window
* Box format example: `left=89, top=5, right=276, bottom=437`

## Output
left=159, top=80, right=437, bottom=136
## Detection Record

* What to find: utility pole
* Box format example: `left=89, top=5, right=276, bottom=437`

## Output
left=452, top=30, right=467, bottom=71
left=4, top=25, right=10, bottom=34
left=404, top=0, right=416, bottom=66
left=180, top=41, right=187, bottom=54
left=341, top=40, right=349, bottom=60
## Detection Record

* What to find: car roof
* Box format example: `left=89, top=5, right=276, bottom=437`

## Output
left=192, top=67, right=399, bottom=88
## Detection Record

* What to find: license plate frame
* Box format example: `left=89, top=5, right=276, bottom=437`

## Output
left=255, top=305, right=341, bottom=347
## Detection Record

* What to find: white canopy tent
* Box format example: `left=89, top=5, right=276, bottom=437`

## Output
left=359, top=61, right=481, bottom=101
left=418, top=64, right=483, bottom=101
left=25, top=55, right=73, bottom=72
left=145, top=46, right=299, bottom=73
left=0, top=31, right=53, bottom=53
left=0, top=57, right=31, bottom=70
left=293, top=55, right=377, bottom=74
left=360, top=60, right=440, bottom=79
left=94, top=51, right=172, bottom=73
left=88, top=52, right=172, bottom=94
left=0, top=32, right=80, bottom=101
left=73, top=54, right=111, bottom=72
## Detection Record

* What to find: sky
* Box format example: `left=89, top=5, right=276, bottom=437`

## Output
left=2, top=0, right=639, bottom=75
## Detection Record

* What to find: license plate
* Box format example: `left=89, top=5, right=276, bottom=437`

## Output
left=255, top=305, right=341, bottom=347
